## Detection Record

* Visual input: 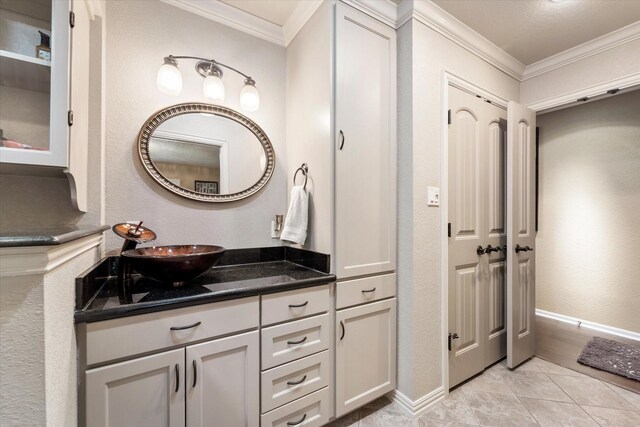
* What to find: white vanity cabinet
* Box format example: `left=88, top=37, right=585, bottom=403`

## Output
left=335, top=276, right=397, bottom=417
left=286, top=1, right=396, bottom=280
left=81, top=297, right=260, bottom=427
left=0, top=0, right=92, bottom=211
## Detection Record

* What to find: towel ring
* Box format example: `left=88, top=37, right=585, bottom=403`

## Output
left=293, top=163, right=308, bottom=190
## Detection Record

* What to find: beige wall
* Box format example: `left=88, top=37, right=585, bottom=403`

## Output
left=104, top=0, right=287, bottom=253
left=397, top=18, right=520, bottom=401
left=536, top=89, right=640, bottom=332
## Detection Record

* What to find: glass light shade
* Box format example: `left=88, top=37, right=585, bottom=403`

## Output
left=202, top=75, right=225, bottom=101
left=240, top=82, right=260, bottom=112
left=157, top=61, right=182, bottom=96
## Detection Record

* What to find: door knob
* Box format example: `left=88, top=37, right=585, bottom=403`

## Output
left=448, top=332, right=459, bottom=351
left=477, top=245, right=486, bottom=255
left=515, top=244, right=533, bottom=253
left=484, top=245, right=500, bottom=254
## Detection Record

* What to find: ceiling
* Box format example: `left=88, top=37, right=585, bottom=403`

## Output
left=432, top=0, right=640, bottom=65
left=215, top=0, right=640, bottom=66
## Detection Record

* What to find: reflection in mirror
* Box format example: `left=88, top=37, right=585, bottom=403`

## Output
left=138, top=104, right=274, bottom=202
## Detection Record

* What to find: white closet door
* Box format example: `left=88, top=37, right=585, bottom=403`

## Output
left=334, top=2, right=397, bottom=279
left=506, top=101, right=537, bottom=369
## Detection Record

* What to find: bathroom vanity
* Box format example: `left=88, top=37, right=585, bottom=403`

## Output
left=75, top=247, right=396, bottom=427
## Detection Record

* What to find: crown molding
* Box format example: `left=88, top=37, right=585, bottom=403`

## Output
left=523, top=21, right=640, bottom=81
left=283, top=0, right=324, bottom=45
left=526, top=72, right=640, bottom=112
left=161, top=0, right=285, bottom=46
left=342, top=0, right=398, bottom=29
left=399, top=0, right=525, bottom=81
left=0, top=234, right=103, bottom=277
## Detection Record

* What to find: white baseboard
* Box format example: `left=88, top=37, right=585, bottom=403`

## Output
left=536, top=309, right=640, bottom=341
left=389, top=387, right=445, bottom=418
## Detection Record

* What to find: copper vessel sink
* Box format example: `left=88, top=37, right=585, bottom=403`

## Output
left=121, top=245, right=226, bottom=285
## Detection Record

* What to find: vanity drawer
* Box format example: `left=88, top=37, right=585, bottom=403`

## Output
left=261, top=387, right=330, bottom=427
left=261, top=284, right=331, bottom=326
left=336, top=273, right=396, bottom=309
left=86, top=296, right=259, bottom=366
left=261, top=313, right=329, bottom=369
left=261, top=350, right=330, bottom=413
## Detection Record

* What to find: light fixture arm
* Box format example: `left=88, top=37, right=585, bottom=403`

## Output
left=167, top=55, right=254, bottom=81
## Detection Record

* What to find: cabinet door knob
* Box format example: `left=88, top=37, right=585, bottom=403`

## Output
left=339, top=130, right=345, bottom=150
left=192, top=360, right=197, bottom=388
left=287, top=414, right=307, bottom=426
left=287, top=336, right=308, bottom=345
left=174, top=363, right=180, bottom=393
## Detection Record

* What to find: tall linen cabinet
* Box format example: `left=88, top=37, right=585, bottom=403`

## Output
left=286, top=1, right=397, bottom=418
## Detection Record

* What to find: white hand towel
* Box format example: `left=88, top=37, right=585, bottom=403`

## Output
left=280, top=185, right=309, bottom=245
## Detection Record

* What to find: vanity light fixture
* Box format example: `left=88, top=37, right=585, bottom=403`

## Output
left=157, top=55, right=260, bottom=111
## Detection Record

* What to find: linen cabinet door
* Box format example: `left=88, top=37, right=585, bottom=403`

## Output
left=335, top=298, right=397, bottom=417
left=334, top=2, right=397, bottom=279
left=85, top=349, right=185, bottom=427
left=186, top=330, right=259, bottom=427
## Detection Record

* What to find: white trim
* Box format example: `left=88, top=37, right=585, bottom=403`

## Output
left=283, top=0, right=324, bottom=46
left=389, top=387, right=445, bottom=418
left=536, top=309, right=640, bottom=342
left=526, top=72, right=640, bottom=112
left=523, top=21, right=640, bottom=81
left=400, top=1, right=525, bottom=81
left=342, top=0, right=398, bottom=29
left=160, top=0, right=285, bottom=46
left=0, top=234, right=103, bottom=277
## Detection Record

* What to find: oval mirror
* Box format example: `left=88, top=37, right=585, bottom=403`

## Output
left=137, top=103, right=275, bottom=202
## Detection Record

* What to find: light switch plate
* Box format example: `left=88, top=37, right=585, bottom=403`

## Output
left=428, top=187, right=440, bottom=206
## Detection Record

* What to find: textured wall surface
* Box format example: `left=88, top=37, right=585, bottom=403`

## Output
left=536, top=90, right=640, bottom=332
left=397, top=19, right=519, bottom=401
left=0, top=275, right=46, bottom=425
left=44, top=246, right=100, bottom=427
left=104, top=0, right=287, bottom=253
left=520, top=38, right=640, bottom=108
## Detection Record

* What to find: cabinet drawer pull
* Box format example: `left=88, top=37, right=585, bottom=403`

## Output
left=174, top=363, right=180, bottom=393
left=192, top=360, right=197, bottom=388
left=170, top=321, right=201, bottom=331
left=288, top=301, right=309, bottom=309
left=339, top=320, right=345, bottom=340
left=287, top=336, right=308, bottom=345
left=287, top=413, right=307, bottom=426
left=286, top=375, right=307, bottom=386
left=361, top=287, right=376, bottom=293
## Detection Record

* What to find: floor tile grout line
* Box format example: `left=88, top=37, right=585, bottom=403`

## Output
left=602, top=380, right=640, bottom=410
left=453, top=388, right=482, bottom=426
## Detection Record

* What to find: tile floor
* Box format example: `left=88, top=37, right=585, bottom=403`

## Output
left=327, top=357, right=640, bottom=426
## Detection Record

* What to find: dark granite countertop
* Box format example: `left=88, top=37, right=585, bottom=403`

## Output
left=0, top=225, right=110, bottom=247
left=75, top=247, right=335, bottom=323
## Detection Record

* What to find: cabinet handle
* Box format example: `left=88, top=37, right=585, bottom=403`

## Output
left=174, top=363, right=180, bottom=393
left=170, top=321, right=201, bottom=331
left=287, top=414, right=307, bottom=426
left=286, top=375, right=307, bottom=386
left=361, top=287, right=376, bottom=293
left=287, top=336, right=308, bottom=345
left=288, top=301, right=309, bottom=309
left=339, top=130, right=345, bottom=150
left=339, top=320, right=345, bottom=340
left=192, top=360, right=197, bottom=388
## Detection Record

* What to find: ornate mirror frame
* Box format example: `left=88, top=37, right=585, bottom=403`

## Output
left=137, top=103, right=275, bottom=202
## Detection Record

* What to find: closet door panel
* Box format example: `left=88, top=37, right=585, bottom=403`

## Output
left=334, top=2, right=396, bottom=279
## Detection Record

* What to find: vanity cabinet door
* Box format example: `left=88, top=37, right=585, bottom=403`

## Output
left=335, top=298, right=396, bottom=417
left=334, top=2, right=397, bottom=280
left=85, top=348, right=185, bottom=427
left=186, top=330, right=259, bottom=427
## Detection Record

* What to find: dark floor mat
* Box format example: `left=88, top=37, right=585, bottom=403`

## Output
left=577, top=336, right=640, bottom=381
